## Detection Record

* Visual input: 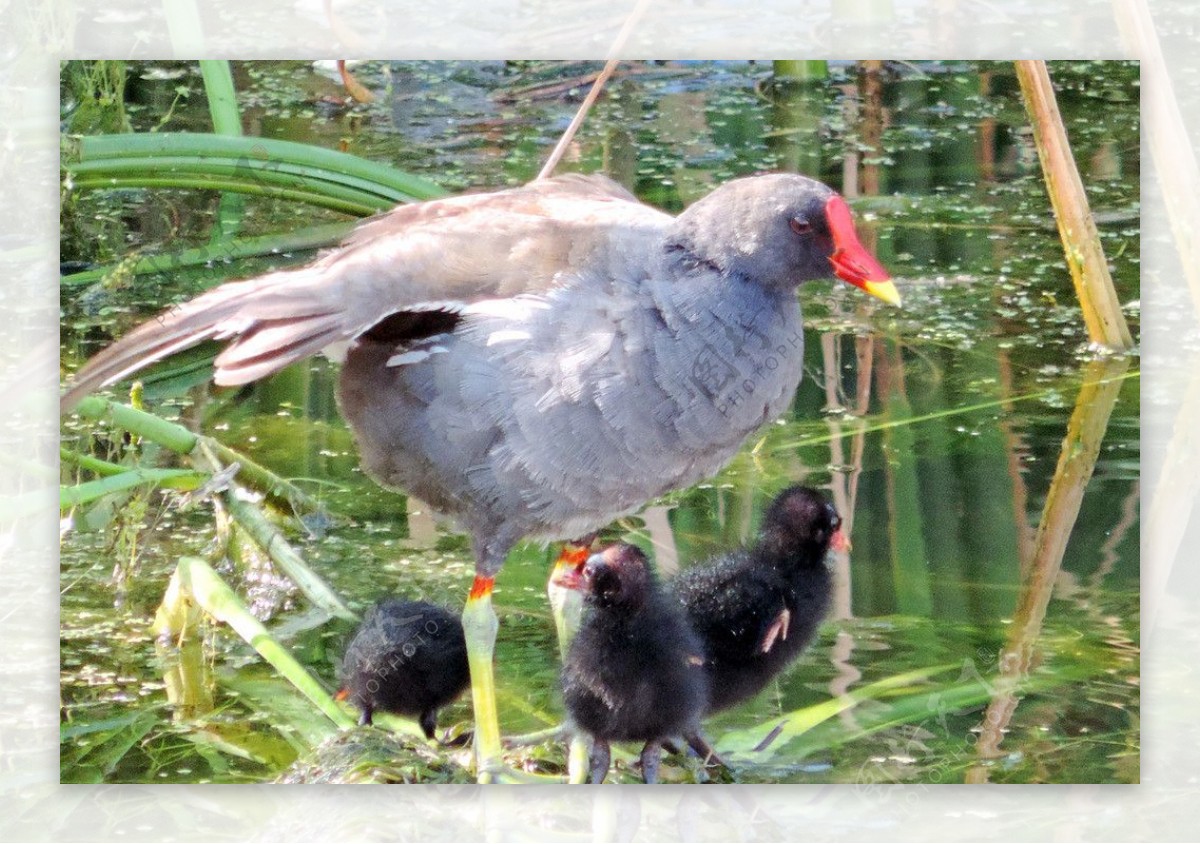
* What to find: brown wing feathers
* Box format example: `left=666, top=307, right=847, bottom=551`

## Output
left=60, top=174, right=659, bottom=414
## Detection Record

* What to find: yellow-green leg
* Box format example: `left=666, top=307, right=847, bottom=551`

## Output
left=462, top=574, right=564, bottom=784
left=462, top=575, right=503, bottom=781
left=546, top=542, right=592, bottom=784
left=547, top=543, right=588, bottom=660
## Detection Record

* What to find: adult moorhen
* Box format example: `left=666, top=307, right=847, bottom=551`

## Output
left=61, top=172, right=896, bottom=780
left=337, top=598, right=469, bottom=740
left=558, top=542, right=707, bottom=783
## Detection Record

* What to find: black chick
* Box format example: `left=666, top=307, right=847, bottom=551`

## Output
left=559, top=543, right=708, bottom=783
left=673, top=485, right=845, bottom=716
left=338, top=598, right=469, bottom=740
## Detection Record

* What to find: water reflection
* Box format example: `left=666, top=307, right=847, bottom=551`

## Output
left=968, top=356, right=1130, bottom=781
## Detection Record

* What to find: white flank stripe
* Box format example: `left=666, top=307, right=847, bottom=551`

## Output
left=486, top=330, right=532, bottom=346
left=387, top=349, right=432, bottom=366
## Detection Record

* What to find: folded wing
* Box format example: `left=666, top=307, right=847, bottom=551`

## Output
left=61, top=174, right=669, bottom=412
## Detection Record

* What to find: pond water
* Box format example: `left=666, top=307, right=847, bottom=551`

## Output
left=59, top=60, right=1139, bottom=784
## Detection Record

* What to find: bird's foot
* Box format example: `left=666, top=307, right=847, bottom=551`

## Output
left=639, top=741, right=662, bottom=784
left=475, top=760, right=565, bottom=784
left=684, top=731, right=731, bottom=770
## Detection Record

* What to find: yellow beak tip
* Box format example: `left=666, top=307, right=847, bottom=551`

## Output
left=864, top=279, right=902, bottom=307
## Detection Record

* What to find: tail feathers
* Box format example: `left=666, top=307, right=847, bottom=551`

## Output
left=60, top=321, right=223, bottom=413
left=212, top=320, right=344, bottom=385
left=60, top=268, right=343, bottom=413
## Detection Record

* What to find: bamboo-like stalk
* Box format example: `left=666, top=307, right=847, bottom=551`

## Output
left=715, top=665, right=958, bottom=757
left=64, top=132, right=446, bottom=206
left=69, top=395, right=327, bottom=516
left=967, top=356, right=1130, bottom=780
left=1015, top=60, right=1134, bottom=351
left=65, top=399, right=354, bottom=617
left=61, top=221, right=354, bottom=287
left=189, top=442, right=356, bottom=622
left=60, top=467, right=205, bottom=508
left=70, top=157, right=415, bottom=201
left=199, top=60, right=249, bottom=241
left=166, top=556, right=357, bottom=728
left=59, top=446, right=130, bottom=477
left=68, top=174, right=385, bottom=217
left=199, top=61, right=242, bottom=137
left=773, top=60, right=828, bottom=82
left=225, top=489, right=356, bottom=621
left=72, top=395, right=198, bottom=452
left=536, top=0, right=653, bottom=180
left=152, top=563, right=214, bottom=716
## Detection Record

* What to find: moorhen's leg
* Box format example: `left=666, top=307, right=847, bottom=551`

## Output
left=462, top=568, right=563, bottom=783
left=589, top=738, right=612, bottom=784
left=461, top=574, right=504, bottom=779
left=640, top=740, right=662, bottom=784
left=418, top=708, right=438, bottom=741
left=547, top=536, right=595, bottom=657
left=547, top=535, right=596, bottom=784
left=684, top=731, right=730, bottom=769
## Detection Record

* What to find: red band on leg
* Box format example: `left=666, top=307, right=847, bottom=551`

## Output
left=469, top=575, right=495, bottom=600
left=554, top=544, right=590, bottom=570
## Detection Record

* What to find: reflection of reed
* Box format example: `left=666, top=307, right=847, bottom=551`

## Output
left=767, top=62, right=826, bottom=178
left=858, top=61, right=885, bottom=198
left=823, top=341, right=868, bottom=715
left=978, top=68, right=997, bottom=183
left=876, top=339, right=934, bottom=617
left=153, top=579, right=214, bottom=718
left=819, top=333, right=867, bottom=719
left=820, top=331, right=873, bottom=608
left=967, top=356, right=1130, bottom=781
left=996, top=349, right=1037, bottom=576
left=1094, top=481, right=1138, bottom=593
left=825, top=73, right=884, bottom=715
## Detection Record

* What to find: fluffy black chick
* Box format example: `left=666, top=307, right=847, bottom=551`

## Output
left=338, top=598, right=469, bottom=740
left=559, top=543, right=708, bottom=783
left=673, top=485, right=844, bottom=715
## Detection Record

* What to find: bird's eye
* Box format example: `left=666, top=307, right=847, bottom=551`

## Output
left=789, top=217, right=812, bottom=236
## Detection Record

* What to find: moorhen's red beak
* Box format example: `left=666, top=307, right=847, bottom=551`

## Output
left=550, top=542, right=591, bottom=590
left=830, top=526, right=852, bottom=554
left=824, top=195, right=901, bottom=307
left=551, top=562, right=585, bottom=590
